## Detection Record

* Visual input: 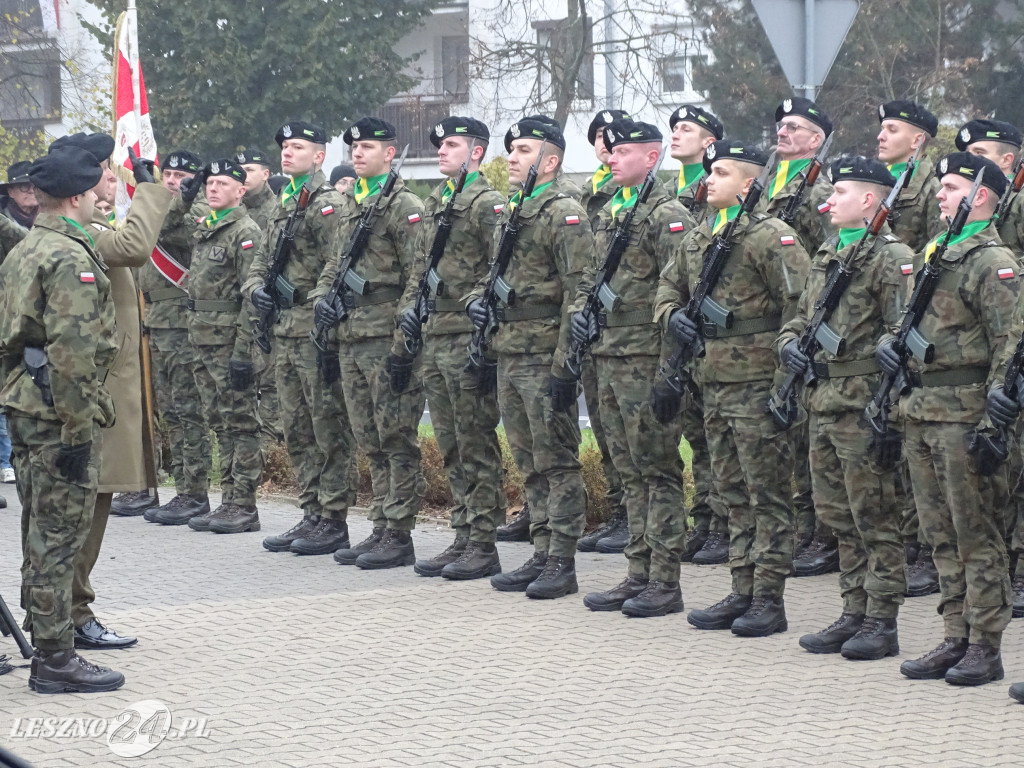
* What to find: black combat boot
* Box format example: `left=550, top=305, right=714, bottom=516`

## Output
left=680, top=529, right=709, bottom=563
left=621, top=581, right=684, bottom=618
left=110, top=489, right=159, bottom=517
left=798, top=613, right=864, bottom=654
left=793, top=536, right=839, bottom=576
left=414, top=536, right=468, bottom=577
left=156, top=493, right=210, bottom=526
left=186, top=499, right=223, bottom=531
left=491, top=552, right=547, bottom=592
left=1011, top=574, right=1024, bottom=618
left=577, top=508, right=626, bottom=552
left=841, top=616, right=899, bottom=660
left=289, top=518, right=349, bottom=555
left=335, top=527, right=385, bottom=565
left=899, top=637, right=969, bottom=679
left=944, top=643, right=1004, bottom=686
left=29, top=649, right=125, bottom=694
left=583, top=576, right=649, bottom=611
left=687, top=593, right=752, bottom=630
left=525, top=555, right=578, bottom=599
left=442, top=541, right=502, bottom=580
left=905, top=546, right=939, bottom=596
left=793, top=530, right=815, bottom=559
left=691, top=531, right=729, bottom=565
left=209, top=504, right=261, bottom=533
left=594, top=511, right=630, bottom=554
left=356, top=529, right=416, bottom=569
left=263, top=515, right=321, bottom=552
left=496, top=503, right=531, bottom=542
left=731, top=596, right=787, bottom=637
left=1009, top=682, right=1024, bottom=703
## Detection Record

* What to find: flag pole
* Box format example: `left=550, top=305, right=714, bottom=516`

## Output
left=127, top=0, right=143, bottom=151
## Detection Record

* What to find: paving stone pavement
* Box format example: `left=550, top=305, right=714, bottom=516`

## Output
left=0, top=484, right=1021, bottom=768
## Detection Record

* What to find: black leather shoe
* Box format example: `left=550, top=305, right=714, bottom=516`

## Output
left=209, top=504, right=261, bottom=533
left=1011, top=575, right=1024, bottom=618
left=155, top=494, right=210, bottom=526
left=906, top=547, right=940, bottom=596
left=290, top=518, right=349, bottom=555
left=731, top=596, right=787, bottom=637
left=680, top=529, right=709, bottom=563
left=841, top=616, right=899, bottom=660
left=793, top=536, right=839, bottom=576
left=900, top=637, right=969, bottom=679
left=687, top=593, right=752, bottom=630
left=491, top=552, right=547, bottom=592
left=577, top=509, right=626, bottom=553
left=264, top=515, right=321, bottom=552
left=525, top=555, right=578, bottom=599
left=110, top=489, right=158, bottom=517
left=356, top=529, right=415, bottom=569
left=621, top=581, right=684, bottom=617
left=583, top=576, right=649, bottom=611
left=441, top=541, right=501, bottom=580
left=594, top=512, right=630, bottom=554
left=74, top=618, right=137, bottom=650
left=1009, top=682, right=1024, bottom=703
left=414, top=536, right=468, bottom=577
left=799, top=613, right=864, bottom=654
left=945, top=643, right=1004, bottom=686
left=691, top=531, right=729, bottom=565
left=335, top=527, right=385, bottom=565
left=496, top=503, right=531, bottom=542
left=29, top=649, right=125, bottom=694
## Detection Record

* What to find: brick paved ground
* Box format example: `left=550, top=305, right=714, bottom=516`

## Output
left=0, top=484, right=1020, bottom=768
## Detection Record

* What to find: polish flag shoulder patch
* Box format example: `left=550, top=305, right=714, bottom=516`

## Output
left=669, top=221, right=686, bottom=233
left=408, top=213, right=421, bottom=224
left=564, top=214, right=581, bottom=225
left=241, top=240, right=254, bottom=250
left=817, top=202, right=831, bottom=214
left=80, top=272, right=95, bottom=283
left=780, top=235, right=796, bottom=246
left=494, top=204, right=504, bottom=214
left=320, top=205, right=334, bottom=216
left=998, top=267, right=1016, bottom=280
left=901, top=264, right=913, bottom=275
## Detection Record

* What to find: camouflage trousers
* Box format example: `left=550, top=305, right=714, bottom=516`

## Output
left=254, top=344, right=284, bottom=451
left=680, top=376, right=728, bottom=535
left=338, top=338, right=424, bottom=531
left=580, top=356, right=625, bottom=517
left=905, top=420, right=1012, bottom=647
left=9, top=415, right=100, bottom=651
left=149, top=327, right=211, bottom=494
left=594, top=355, right=687, bottom=582
left=790, top=422, right=821, bottom=539
left=498, top=353, right=586, bottom=557
left=422, top=331, right=505, bottom=543
left=704, top=379, right=794, bottom=597
left=808, top=410, right=905, bottom=618
left=193, top=343, right=264, bottom=506
left=275, top=336, right=356, bottom=520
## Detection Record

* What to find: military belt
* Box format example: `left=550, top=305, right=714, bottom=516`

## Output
left=598, top=309, right=654, bottom=328
left=426, top=298, right=465, bottom=313
left=702, top=315, right=780, bottom=339
left=341, top=286, right=402, bottom=309
left=811, top=358, right=879, bottom=379
left=186, top=298, right=242, bottom=312
left=916, top=367, right=988, bottom=388
left=142, top=286, right=187, bottom=304
left=495, top=304, right=560, bottom=322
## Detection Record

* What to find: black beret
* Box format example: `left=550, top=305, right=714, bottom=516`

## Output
left=878, top=100, right=938, bottom=138
left=587, top=109, right=630, bottom=145
left=343, top=117, right=397, bottom=145
left=329, top=164, right=356, bottom=186
left=955, top=119, right=1023, bottom=150
left=603, top=118, right=663, bottom=150
left=161, top=150, right=202, bottom=173
left=49, top=132, right=115, bottom=164
left=29, top=146, right=103, bottom=198
left=429, top=116, right=490, bottom=148
left=504, top=114, right=565, bottom=152
left=936, top=151, right=1007, bottom=198
left=205, top=158, right=246, bottom=184
left=668, top=104, right=724, bottom=140
left=827, top=155, right=895, bottom=188
left=275, top=121, right=328, bottom=146
left=702, top=140, right=770, bottom=176
left=2, top=161, right=31, bottom=186
left=775, top=97, right=833, bottom=137
left=268, top=175, right=289, bottom=195
left=235, top=148, right=271, bottom=166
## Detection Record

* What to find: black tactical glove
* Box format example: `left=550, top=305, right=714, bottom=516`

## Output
left=467, top=299, right=489, bottom=330
left=781, top=340, right=810, bottom=376
left=229, top=360, right=254, bottom=391
left=570, top=311, right=598, bottom=346
left=868, top=429, right=902, bottom=471
left=55, top=441, right=91, bottom=484
left=251, top=287, right=275, bottom=313
left=986, top=384, right=1020, bottom=430
left=399, top=308, right=421, bottom=341
left=387, top=354, right=414, bottom=394
left=967, top=430, right=1007, bottom=477
left=652, top=381, right=682, bottom=424
left=463, top=358, right=497, bottom=396
left=875, top=338, right=902, bottom=376
left=179, top=170, right=208, bottom=205
left=549, top=374, right=578, bottom=412
left=668, top=310, right=699, bottom=346
left=317, top=349, right=340, bottom=385
left=314, top=296, right=342, bottom=328
left=127, top=146, right=155, bottom=185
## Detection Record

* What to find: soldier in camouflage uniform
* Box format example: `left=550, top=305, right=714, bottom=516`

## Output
left=0, top=147, right=124, bottom=692
left=656, top=140, right=810, bottom=637
left=143, top=150, right=213, bottom=523
left=243, top=120, right=357, bottom=556
left=466, top=115, right=592, bottom=599
left=889, top=152, right=1016, bottom=686
left=776, top=156, right=911, bottom=660
left=571, top=119, right=693, bottom=616
left=315, top=116, right=427, bottom=570
left=399, top=116, right=507, bottom=580
left=160, top=159, right=265, bottom=533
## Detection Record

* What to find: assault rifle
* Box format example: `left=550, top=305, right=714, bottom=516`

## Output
left=975, top=333, right=1024, bottom=472
left=886, top=142, right=924, bottom=228
left=0, top=591, right=32, bottom=660
left=564, top=146, right=666, bottom=380
left=767, top=160, right=913, bottom=430
left=777, top=133, right=833, bottom=225
left=994, top=157, right=1024, bottom=224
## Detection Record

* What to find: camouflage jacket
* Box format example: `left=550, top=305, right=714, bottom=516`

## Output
left=577, top=167, right=616, bottom=226
left=890, top=155, right=943, bottom=253
left=891, top=221, right=1020, bottom=425
left=0, top=214, right=117, bottom=443
left=655, top=211, right=810, bottom=384
left=775, top=225, right=913, bottom=414
left=242, top=182, right=279, bottom=236
left=759, top=165, right=836, bottom=255
left=571, top=187, right=693, bottom=357
left=996, top=186, right=1024, bottom=257
left=185, top=207, right=263, bottom=357
left=465, top=175, right=593, bottom=372
left=0, top=212, right=26, bottom=265
left=419, top=174, right=503, bottom=337
left=672, top=174, right=710, bottom=225
left=140, top=192, right=210, bottom=329
left=312, top=177, right=425, bottom=353
left=241, top=170, right=345, bottom=338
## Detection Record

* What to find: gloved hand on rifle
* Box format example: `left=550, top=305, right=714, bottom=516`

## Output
left=467, top=299, right=489, bottom=331
left=652, top=380, right=682, bottom=424
left=399, top=309, right=421, bottom=342
left=668, top=309, right=699, bottom=346
left=570, top=311, right=598, bottom=346
left=549, top=373, right=578, bottom=412
left=55, top=441, right=91, bottom=484
left=386, top=354, right=414, bottom=394
left=251, top=287, right=275, bottom=314
left=875, top=338, right=902, bottom=376
left=179, top=169, right=208, bottom=205
left=868, top=429, right=902, bottom=471
left=127, top=147, right=155, bottom=185
left=229, top=360, right=254, bottom=391
left=986, top=383, right=1021, bottom=430
left=314, top=296, right=343, bottom=328
left=780, top=339, right=810, bottom=376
